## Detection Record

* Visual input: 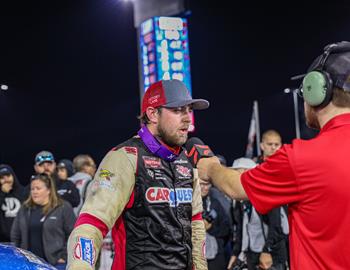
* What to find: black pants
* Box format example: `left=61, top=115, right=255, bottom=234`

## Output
left=208, top=251, right=227, bottom=270
left=246, top=251, right=286, bottom=270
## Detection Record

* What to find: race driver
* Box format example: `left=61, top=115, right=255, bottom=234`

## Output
left=67, top=79, right=209, bottom=270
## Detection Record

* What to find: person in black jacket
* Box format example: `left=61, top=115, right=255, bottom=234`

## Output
left=56, top=159, right=80, bottom=209
left=11, top=173, right=76, bottom=270
left=201, top=180, right=230, bottom=270
left=227, top=198, right=243, bottom=270
left=0, top=164, right=26, bottom=243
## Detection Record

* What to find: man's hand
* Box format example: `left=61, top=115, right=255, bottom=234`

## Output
left=1, top=180, right=12, bottom=193
left=203, top=219, right=212, bottom=231
left=259, top=252, right=273, bottom=270
left=197, top=156, right=221, bottom=181
left=227, top=255, right=237, bottom=269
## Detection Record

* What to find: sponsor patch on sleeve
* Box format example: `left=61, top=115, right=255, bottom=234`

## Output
left=73, top=237, right=96, bottom=266
left=98, top=169, right=115, bottom=181
left=124, top=146, right=137, bottom=155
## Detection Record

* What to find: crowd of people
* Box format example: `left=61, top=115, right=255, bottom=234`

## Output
left=1, top=41, right=350, bottom=270
left=0, top=130, right=290, bottom=270
left=0, top=151, right=97, bottom=269
left=201, top=130, right=289, bottom=270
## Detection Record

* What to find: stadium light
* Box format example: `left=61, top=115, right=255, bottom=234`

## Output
left=0, top=84, right=8, bottom=91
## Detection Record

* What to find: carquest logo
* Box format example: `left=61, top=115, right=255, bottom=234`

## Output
left=146, top=187, right=192, bottom=207
left=74, top=237, right=96, bottom=266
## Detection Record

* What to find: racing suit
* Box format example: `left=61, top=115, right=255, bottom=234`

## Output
left=67, top=136, right=207, bottom=270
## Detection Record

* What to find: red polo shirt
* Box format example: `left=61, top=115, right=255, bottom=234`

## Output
left=241, top=113, right=350, bottom=270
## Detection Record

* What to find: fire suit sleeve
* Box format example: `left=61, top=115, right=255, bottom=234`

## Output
left=191, top=168, right=208, bottom=270
left=67, top=147, right=137, bottom=270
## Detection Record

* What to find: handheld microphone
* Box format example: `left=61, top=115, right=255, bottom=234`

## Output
left=184, top=137, right=214, bottom=167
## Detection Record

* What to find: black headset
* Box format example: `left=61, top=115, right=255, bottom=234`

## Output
left=301, top=41, right=350, bottom=108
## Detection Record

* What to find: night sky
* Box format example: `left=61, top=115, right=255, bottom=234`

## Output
left=1, top=0, right=350, bottom=184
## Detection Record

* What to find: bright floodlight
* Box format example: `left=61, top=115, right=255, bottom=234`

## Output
left=284, top=88, right=291, bottom=94
left=0, top=84, right=8, bottom=91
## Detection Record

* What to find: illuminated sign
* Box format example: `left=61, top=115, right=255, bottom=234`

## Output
left=140, top=16, right=194, bottom=130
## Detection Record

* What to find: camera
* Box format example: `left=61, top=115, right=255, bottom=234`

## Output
left=230, top=259, right=246, bottom=270
left=202, top=209, right=217, bottom=223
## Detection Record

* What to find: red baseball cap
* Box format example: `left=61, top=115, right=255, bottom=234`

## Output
left=141, top=79, right=209, bottom=114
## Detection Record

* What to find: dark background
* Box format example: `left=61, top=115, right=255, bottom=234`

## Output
left=1, top=0, right=350, bottom=184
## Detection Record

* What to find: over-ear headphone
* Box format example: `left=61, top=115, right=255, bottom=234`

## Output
left=301, top=41, right=350, bottom=107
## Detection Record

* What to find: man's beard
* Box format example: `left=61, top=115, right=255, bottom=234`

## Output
left=157, top=125, right=187, bottom=147
left=304, top=103, right=320, bottom=130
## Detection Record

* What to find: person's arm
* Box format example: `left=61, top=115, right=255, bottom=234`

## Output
left=231, top=200, right=243, bottom=257
left=10, top=207, right=22, bottom=247
left=58, top=202, right=77, bottom=262
left=197, top=157, right=247, bottom=200
left=258, top=208, right=284, bottom=269
left=66, top=181, right=81, bottom=208
left=227, top=201, right=243, bottom=270
left=207, top=199, right=230, bottom=239
left=263, top=208, right=283, bottom=253
left=67, top=148, right=136, bottom=270
left=191, top=169, right=208, bottom=270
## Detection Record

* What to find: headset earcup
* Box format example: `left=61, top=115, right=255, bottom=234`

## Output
left=302, top=71, right=329, bottom=106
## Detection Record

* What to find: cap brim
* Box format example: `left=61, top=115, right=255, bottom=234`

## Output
left=163, top=99, right=210, bottom=110
left=0, top=169, right=11, bottom=176
left=36, top=159, right=54, bottom=165
left=291, top=74, right=306, bottom=81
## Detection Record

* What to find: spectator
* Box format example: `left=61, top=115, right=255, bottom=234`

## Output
left=201, top=180, right=230, bottom=270
left=33, top=151, right=56, bottom=176
left=230, top=157, right=287, bottom=270
left=209, top=155, right=232, bottom=217
left=209, top=154, right=233, bottom=265
left=0, top=165, right=26, bottom=243
left=56, top=159, right=80, bottom=208
left=258, top=130, right=290, bottom=268
left=258, top=130, right=282, bottom=162
left=11, top=173, right=76, bottom=270
left=226, top=160, right=246, bottom=270
left=69, top=154, right=96, bottom=215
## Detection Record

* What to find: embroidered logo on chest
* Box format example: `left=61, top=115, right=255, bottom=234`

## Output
left=143, top=156, right=162, bottom=169
left=145, top=187, right=193, bottom=207
left=176, top=165, right=192, bottom=178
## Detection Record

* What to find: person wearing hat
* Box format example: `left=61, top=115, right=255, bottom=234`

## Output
left=56, top=159, right=80, bottom=209
left=197, top=41, right=350, bottom=269
left=226, top=158, right=255, bottom=270
left=67, top=79, right=209, bottom=270
left=228, top=158, right=287, bottom=270
left=0, top=164, right=26, bottom=243
left=34, top=150, right=56, bottom=177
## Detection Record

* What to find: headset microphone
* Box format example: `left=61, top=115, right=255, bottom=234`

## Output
left=184, top=137, right=214, bottom=167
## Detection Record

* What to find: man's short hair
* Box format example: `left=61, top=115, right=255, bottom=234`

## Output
left=332, top=88, right=350, bottom=108
left=138, top=107, right=163, bottom=125
left=73, top=154, right=94, bottom=172
left=261, top=129, right=281, bottom=142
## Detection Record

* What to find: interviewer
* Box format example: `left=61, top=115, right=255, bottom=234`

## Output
left=198, top=41, right=350, bottom=270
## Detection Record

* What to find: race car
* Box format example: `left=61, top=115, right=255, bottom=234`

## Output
left=0, top=243, right=56, bottom=270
